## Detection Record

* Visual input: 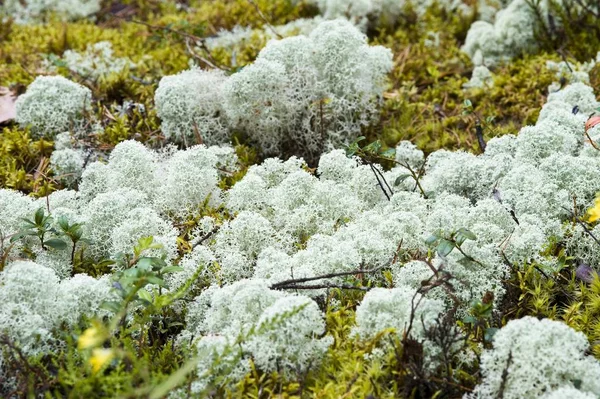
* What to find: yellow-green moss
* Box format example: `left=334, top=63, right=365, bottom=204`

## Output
left=0, top=126, right=55, bottom=195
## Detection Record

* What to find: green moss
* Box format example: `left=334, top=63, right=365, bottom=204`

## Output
left=0, top=126, right=55, bottom=195
left=191, top=0, right=316, bottom=32
left=510, top=255, right=600, bottom=359
left=533, top=0, right=600, bottom=63
left=375, top=45, right=557, bottom=154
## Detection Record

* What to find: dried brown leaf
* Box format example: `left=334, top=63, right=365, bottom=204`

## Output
left=0, top=86, right=17, bottom=124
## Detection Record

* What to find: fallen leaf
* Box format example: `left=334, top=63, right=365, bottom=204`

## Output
left=0, top=86, right=17, bottom=124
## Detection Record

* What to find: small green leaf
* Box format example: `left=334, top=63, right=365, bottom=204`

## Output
left=161, top=266, right=184, bottom=274
left=44, top=238, right=67, bottom=250
left=21, top=218, right=36, bottom=228
left=394, top=174, right=412, bottom=186
left=380, top=148, right=396, bottom=158
left=345, top=144, right=358, bottom=157
left=58, top=216, right=70, bottom=231
left=72, top=227, right=83, bottom=241
left=10, top=231, right=33, bottom=243
left=436, top=239, right=454, bottom=257
left=142, top=257, right=167, bottom=271
left=100, top=301, right=121, bottom=313
left=456, top=228, right=477, bottom=241
left=484, top=327, right=499, bottom=342
left=137, top=289, right=153, bottom=304
left=136, top=257, right=154, bottom=271
left=34, top=208, right=45, bottom=226
left=425, top=234, right=439, bottom=246
left=363, top=140, right=382, bottom=154
left=146, top=276, right=166, bottom=286
left=134, top=236, right=156, bottom=256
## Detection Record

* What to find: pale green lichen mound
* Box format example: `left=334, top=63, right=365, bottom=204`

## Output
left=15, top=76, right=92, bottom=138
left=1, top=0, right=101, bottom=24
left=469, top=317, right=600, bottom=399
left=155, top=68, right=230, bottom=146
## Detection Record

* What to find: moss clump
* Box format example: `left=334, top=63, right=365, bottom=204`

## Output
left=0, top=127, right=55, bottom=194
left=370, top=14, right=559, bottom=154
left=191, top=0, right=316, bottom=32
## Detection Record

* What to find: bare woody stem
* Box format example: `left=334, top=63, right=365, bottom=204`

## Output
left=271, top=241, right=404, bottom=291
left=270, top=263, right=388, bottom=290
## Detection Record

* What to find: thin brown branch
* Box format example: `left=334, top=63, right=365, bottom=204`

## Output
left=185, top=38, right=224, bottom=71
left=192, top=226, right=220, bottom=249
left=270, top=263, right=388, bottom=290
left=562, top=206, right=600, bottom=248
left=585, top=129, right=600, bottom=151
left=571, top=0, right=600, bottom=18
left=475, top=122, right=486, bottom=153
left=275, top=283, right=369, bottom=291
left=271, top=241, right=404, bottom=290
left=497, top=351, right=512, bottom=399
left=247, top=0, right=282, bottom=39
left=369, top=162, right=391, bottom=201
left=111, top=14, right=230, bottom=72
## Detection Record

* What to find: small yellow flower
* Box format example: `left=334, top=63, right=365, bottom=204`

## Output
left=89, top=348, right=114, bottom=373
left=78, top=326, right=105, bottom=350
left=587, top=197, right=600, bottom=223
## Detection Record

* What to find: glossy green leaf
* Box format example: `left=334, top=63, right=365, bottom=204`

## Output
left=44, top=238, right=68, bottom=250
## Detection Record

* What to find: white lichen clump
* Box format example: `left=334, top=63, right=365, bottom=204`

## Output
left=0, top=189, right=37, bottom=242
left=48, top=41, right=135, bottom=80
left=353, top=287, right=444, bottom=359
left=15, top=76, right=92, bottom=138
left=225, top=18, right=392, bottom=159
left=1, top=140, right=234, bottom=263
left=469, top=317, right=600, bottom=399
left=308, top=0, right=503, bottom=26
left=462, top=0, right=557, bottom=66
left=3, top=58, right=600, bottom=393
left=217, top=81, right=597, bottom=313
left=463, top=65, right=494, bottom=89
left=156, top=19, right=393, bottom=160
left=0, top=261, right=114, bottom=356
left=50, top=148, right=86, bottom=187
left=155, top=68, right=230, bottom=146
left=546, top=53, right=600, bottom=93
left=181, top=280, right=332, bottom=393
left=1, top=0, right=101, bottom=24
